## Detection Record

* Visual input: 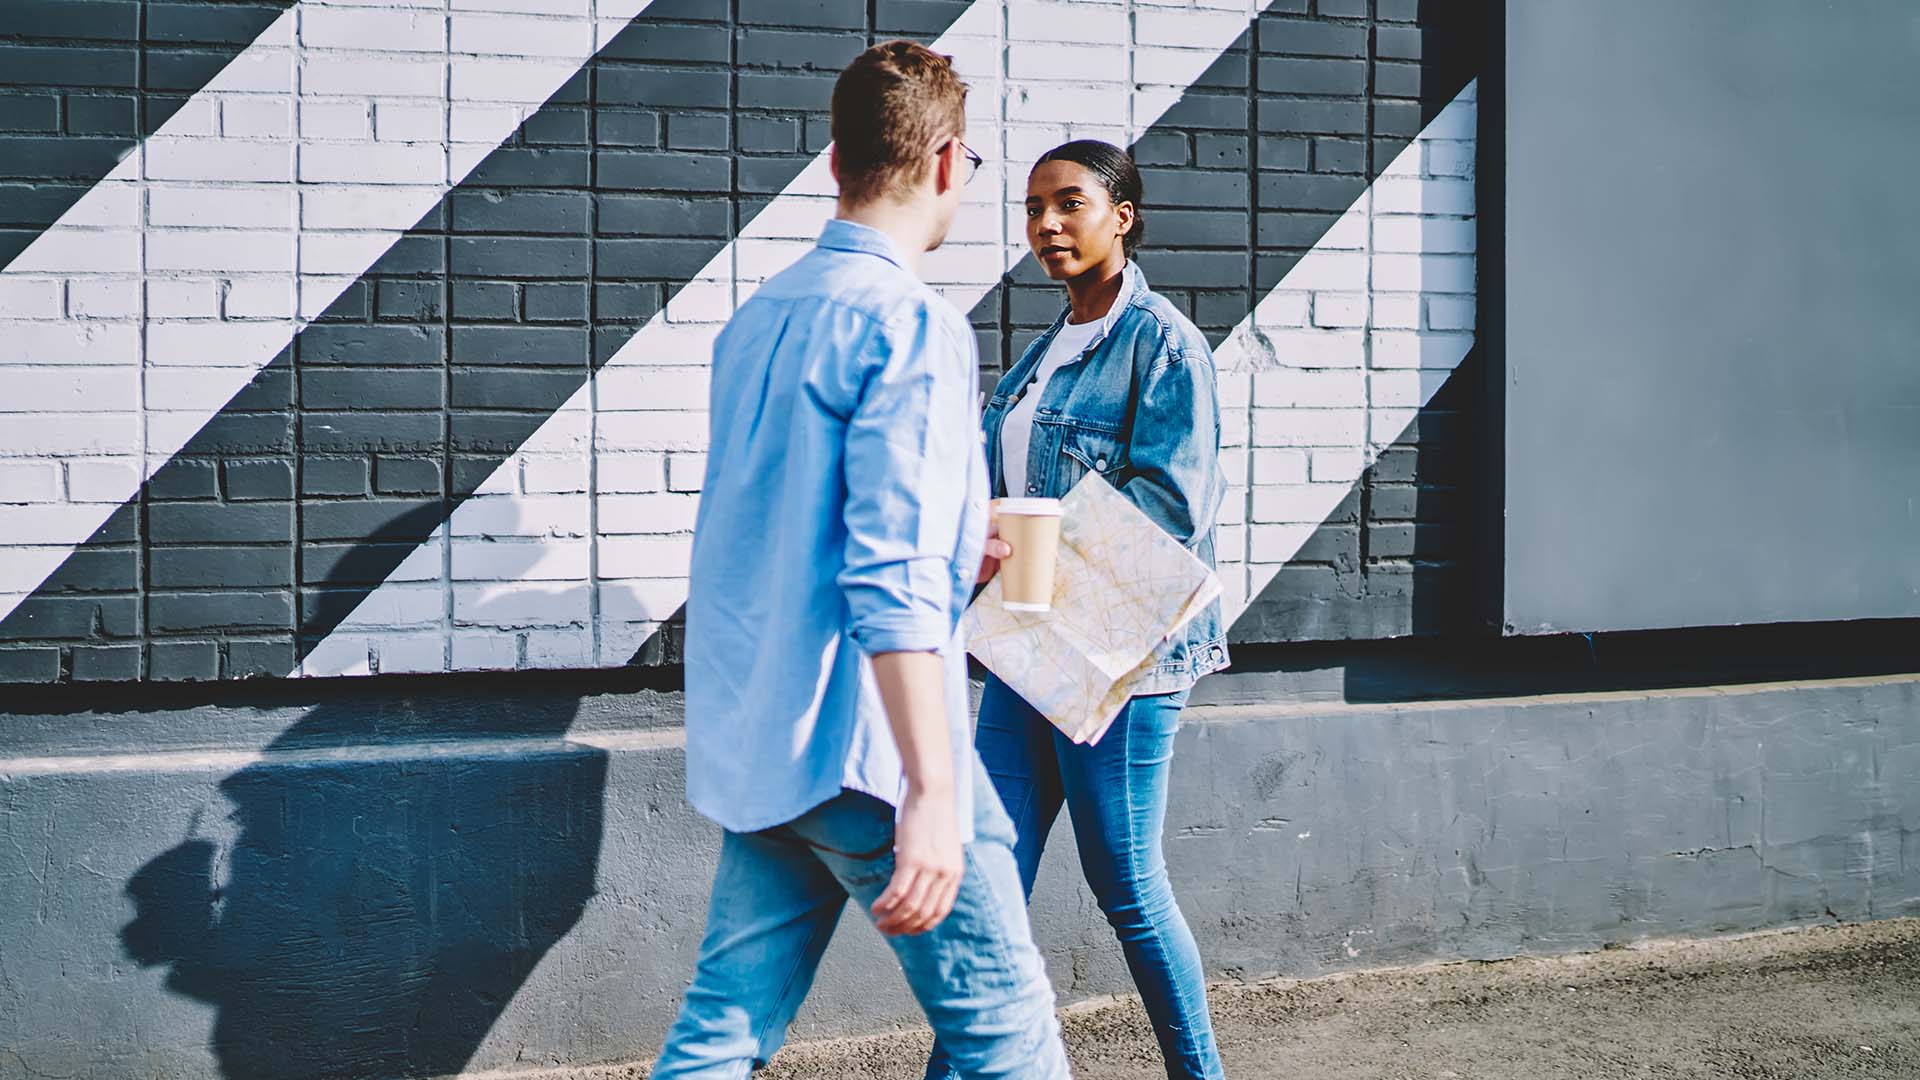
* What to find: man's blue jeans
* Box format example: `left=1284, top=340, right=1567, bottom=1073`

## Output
left=927, top=676, right=1224, bottom=1080
left=652, top=758, right=1071, bottom=1079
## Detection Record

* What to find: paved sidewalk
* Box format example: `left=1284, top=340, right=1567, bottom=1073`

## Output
left=744, top=918, right=1920, bottom=1080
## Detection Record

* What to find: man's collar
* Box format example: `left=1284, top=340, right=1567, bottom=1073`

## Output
left=818, top=218, right=913, bottom=270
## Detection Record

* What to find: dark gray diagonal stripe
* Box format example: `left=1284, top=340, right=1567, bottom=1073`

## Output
left=629, top=0, right=1487, bottom=667
left=0, top=0, right=974, bottom=683
left=0, top=0, right=299, bottom=271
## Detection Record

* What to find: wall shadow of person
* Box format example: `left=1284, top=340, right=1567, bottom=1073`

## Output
left=120, top=694, right=606, bottom=1080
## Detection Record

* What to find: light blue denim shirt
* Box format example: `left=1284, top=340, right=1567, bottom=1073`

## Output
left=684, top=219, right=988, bottom=839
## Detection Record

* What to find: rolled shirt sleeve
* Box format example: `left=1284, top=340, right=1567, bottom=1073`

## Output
left=838, top=304, right=979, bottom=655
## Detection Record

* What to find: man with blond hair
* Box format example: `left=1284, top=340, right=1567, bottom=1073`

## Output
left=649, top=40, right=1072, bottom=1079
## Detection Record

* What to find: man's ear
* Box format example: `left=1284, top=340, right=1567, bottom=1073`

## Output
left=828, top=142, right=841, bottom=187
left=1116, top=200, right=1136, bottom=241
left=932, top=138, right=960, bottom=196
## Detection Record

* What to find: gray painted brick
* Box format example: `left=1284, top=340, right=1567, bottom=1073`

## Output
left=877, top=0, right=971, bottom=35
left=1258, top=17, right=1368, bottom=59
left=1315, top=0, right=1368, bottom=16
left=737, top=115, right=800, bottom=153
left=1313, top=137, right=1367, bottom=173
left=43, top=549, right=139, bottom=593
left=1195, top=134, right=1248, bottom=169
left=1259, top=135, right=1311, bottom=170
left=465, top=147, right=591, bottom=189
left=69, top=643, right=140, bottom=681
left=1260, top=172, right=1368, bottom=211
left=451, top=325, right=589, bottom=366
left=736, top=72, right=836, bottom=112
left=1374, top=99, right=1426, bottom=139
left=0, top=93, right=59, bottom=132
left=1295, top=523, right=1361, bottom=568
left=1140, top=167, right=1250, bottom=209
left=374, top=457, right=442, bottom=496
left=523, top=107, right=589, bottom=147
left=1133, top=132, right=1190, bottom=167
left=1376, top=0, right=1420, bottom=21
left=1260, top=57, right=1368, bottom=96
left=148, top=503, right=292, bottom=546
left=301, top=412, right=444, bottom=454
left=222, top=457, right=293, bottom=499
left=1133, top=250, right=1250, bottom=289
left=301, top=370, right=445, bottom=412
left=452, top=368, right=583, bottom=409
left=149, top=640, right=218, bottom=681
left=5, top=595, right=138, bottom=638
left=1153, top=209, right=1255, bottom=248
left=738, top=28, right=864, bottom=71
left=144, top=2, right=286, bottom=45
left=0, top=135, right=129, bottom=179
left=450, top=413, right=562, bottom=454
left=452, top=191, right=591, bottom=236
left=1374, top=60, right=1426, bottom=100
left=226, top=638, right=295, bottom=678
left=595, top=110, right=661, bottom=149
left=64, top=94, right=138, bottom=135
left=598, top=195, right=730, bottom=238
left=0, top=0, right=140, bottom=41
left=739, top=0, right=863, bottom=29
left=524, top=282, right=588, bottom=323
left=151, top=547, right=293, bottom=590
left=598, top=67, right=728, bottom=111
left=596, top=238, right=723, bottom=281
left=0, top=647, right=59, bottom=682
left=737, top=155, right=812, bottom=194
left=375, top=281, right=443, bottom=322
left=301, top=499, right=442, bottom=543
left=302, top=543, right=417, bottom=587
left=453, top=282, right=518, bottom=321
left=302, top=458, right=370, bottom=498
left=150, top=590, right=293, bottom=633
left=595, top=149, right=731, bottom=193
left=666, top=113, right=729, bottom=152
left=1376, top=24, right=1424, bottom=61
left=176, top=412, right=295, bottom=457
left=1369, top=523, right=1455, bottom=558
left=147, top=460, right=220, bottom=502
left=451, top=237, right=590, bottom=280
left=1258, top=97, right=1367, bottom=136
left=595, top=283, right=662, bottom=321
left=599, top=25, right=730, bottom=65
left=298, top=324, right=444, bottom=367
left=1156, top=91, right=1248, bottom=132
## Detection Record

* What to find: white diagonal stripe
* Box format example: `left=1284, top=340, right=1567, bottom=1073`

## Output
left=309, top=0, right=1280, bottom=675
left=1215, top=82, right=1479, bottom=626
left=0, top=0, right=659, bottom=625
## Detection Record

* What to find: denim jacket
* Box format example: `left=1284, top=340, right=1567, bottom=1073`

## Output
left=983, top=261, right=1230, bottom=694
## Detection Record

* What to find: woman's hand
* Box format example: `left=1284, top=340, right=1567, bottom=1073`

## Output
left=977, top=507, right=1013, bottom=584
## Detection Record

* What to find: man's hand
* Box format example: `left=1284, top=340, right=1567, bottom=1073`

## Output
left=976, top=506, right=1014, bottom=585
left=871, top=782, right=962, bottom=936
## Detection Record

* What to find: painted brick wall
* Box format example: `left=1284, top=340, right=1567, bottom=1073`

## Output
left=0, top=0, right=1482, bottom=683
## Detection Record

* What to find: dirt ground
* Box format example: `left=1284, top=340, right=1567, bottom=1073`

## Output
left=747, top=918, right=1920, bottom=1080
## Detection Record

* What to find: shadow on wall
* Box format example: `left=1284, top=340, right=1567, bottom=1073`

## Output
left=117, top=696, right=607, bottom=1079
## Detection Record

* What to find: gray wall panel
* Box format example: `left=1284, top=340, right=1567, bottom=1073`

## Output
left=1502, top=0, right=1920, bottom=633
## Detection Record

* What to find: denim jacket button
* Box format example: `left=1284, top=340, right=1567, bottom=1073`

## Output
left=1095, top=458, right=1108, bottom=470
left=1026, top=483, right=1038, bottom=494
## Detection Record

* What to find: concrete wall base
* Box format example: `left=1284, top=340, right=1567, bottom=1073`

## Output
left=3, top=670, right=1916, bottom=1077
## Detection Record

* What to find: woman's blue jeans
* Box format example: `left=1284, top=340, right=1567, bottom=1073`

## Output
left=925, top=674, right=1225, bottom=1080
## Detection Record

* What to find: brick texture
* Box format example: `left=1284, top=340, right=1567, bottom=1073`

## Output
left=0, top=0, right=1483, bottom=682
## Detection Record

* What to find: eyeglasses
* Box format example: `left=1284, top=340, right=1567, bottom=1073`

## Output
left=925, top=137, right=985, bottom=185
left=958, top=140, right=984, bottom=183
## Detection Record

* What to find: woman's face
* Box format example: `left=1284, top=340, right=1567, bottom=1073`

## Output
left=1025, top=160, right=1133, bottom=281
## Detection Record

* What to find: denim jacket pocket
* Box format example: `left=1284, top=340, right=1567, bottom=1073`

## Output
left=1057, top=429, right=1129, bottom=492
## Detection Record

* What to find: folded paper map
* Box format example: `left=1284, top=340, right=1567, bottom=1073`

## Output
left=965, top=473, right=1221, bottom=745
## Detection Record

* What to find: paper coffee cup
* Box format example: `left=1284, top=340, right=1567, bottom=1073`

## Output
left=996, top=497, right=1063, bottom=612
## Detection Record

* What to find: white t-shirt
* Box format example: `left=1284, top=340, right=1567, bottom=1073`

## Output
left=1000, top=316, right=1105, bottom=495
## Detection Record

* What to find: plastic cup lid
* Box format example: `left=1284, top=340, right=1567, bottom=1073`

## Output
left=996, top=497, right=1063, bottom=516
